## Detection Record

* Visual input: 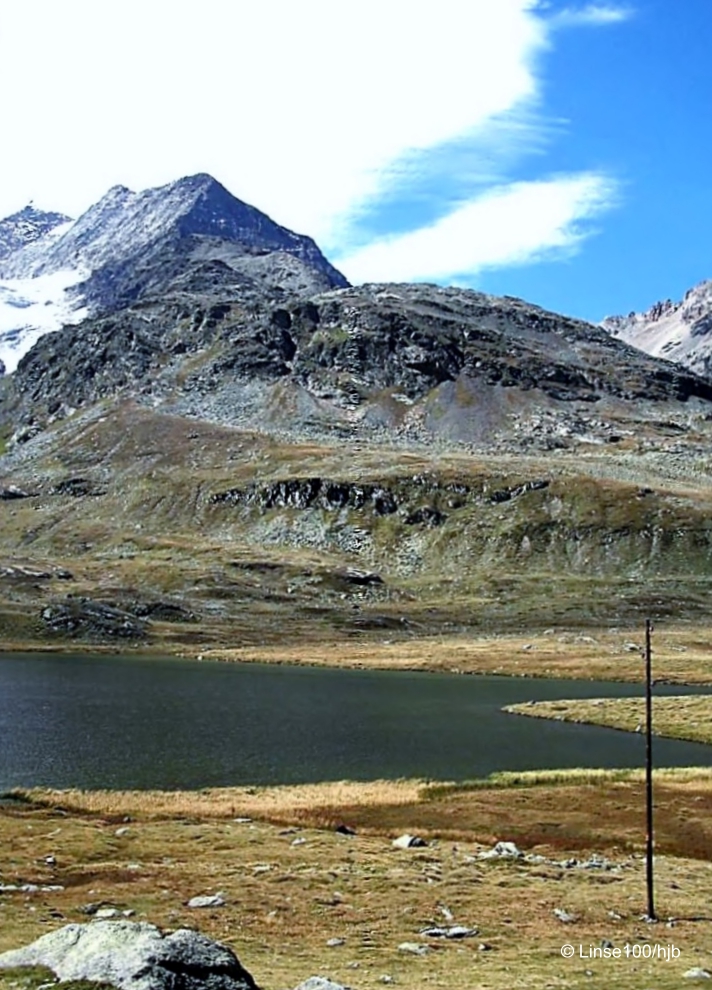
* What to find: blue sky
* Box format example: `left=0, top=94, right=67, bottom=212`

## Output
left=332, top=1, right=712, bottom=321
left=0, top=1, right=710, bottom=323
left=477, top=1, right=712, bottom=320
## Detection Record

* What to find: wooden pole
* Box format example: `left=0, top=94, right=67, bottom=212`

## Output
left=644, top=617, right=656, bottom=921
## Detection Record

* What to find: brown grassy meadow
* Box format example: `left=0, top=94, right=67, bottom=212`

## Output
left=2, top=774, right=712, bottom=990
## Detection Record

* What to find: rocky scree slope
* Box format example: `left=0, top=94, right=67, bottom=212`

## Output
left=603, top=278, right=712, bottom=378
left=6, top=281, right=712, bottom=449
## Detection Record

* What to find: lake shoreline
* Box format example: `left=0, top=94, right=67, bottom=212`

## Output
left=3, top=621, right=712, bottom=685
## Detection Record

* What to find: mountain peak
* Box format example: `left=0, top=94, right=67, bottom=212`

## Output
left=173, top=172, right=223, bottom=191
left=602, top=277, right=712, bottom=377
left=0, top=204, right=73, bottom=262
left=0, top=173, right=348, bottom=287
left=101, top=184, right=134, bottom=203
left=0, top=172, right=348, bottom=373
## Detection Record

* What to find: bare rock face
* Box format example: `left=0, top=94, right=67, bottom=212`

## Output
left=40, top=598, right=146, bottom=639
left=602, top=278, right=712, bottom=377
left=0, top=920, right=261, bottom=990
left=8, top=280, right=712, bottom=451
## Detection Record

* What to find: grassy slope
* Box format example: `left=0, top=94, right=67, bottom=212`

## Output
left=2, top=401, right=712, bottom=662
left=508, top=695, right=712, bottom=745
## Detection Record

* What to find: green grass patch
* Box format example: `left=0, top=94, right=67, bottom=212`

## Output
left=0, top=969, right=116, bottom=990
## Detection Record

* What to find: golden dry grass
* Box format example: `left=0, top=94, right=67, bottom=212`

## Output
left=507, top=695, right=712, bottom=745
left=4, top=624, right=712, bottom=692
left=191, top=623, right=712, bottom=684
left=3, top=780, right=712, bottom=990
left=17, top=767, right=712, bottom=823
left=17, top=780, right=428, bottom=822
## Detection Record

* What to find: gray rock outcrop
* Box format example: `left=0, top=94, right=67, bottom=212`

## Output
left=187, top=893, right=226, bottom=909
left=41, top=598, right=146, bottom=639
left=479, top=840, right=523, bottom=859
left=420, top=925, right=478, bottom=939
left=0, top=484, right=32, bottom=500
left=392, top=833, right=428, bottom=849
left=0, top=920, right=260, bottom=990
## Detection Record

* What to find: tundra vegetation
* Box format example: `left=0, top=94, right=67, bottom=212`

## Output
left=2, top=774, right=712, bottom=990
left=2, top=405, right=712, bottom=988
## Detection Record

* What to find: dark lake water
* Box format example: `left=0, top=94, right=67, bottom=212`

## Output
left=1, top=653, right=712, bottom=790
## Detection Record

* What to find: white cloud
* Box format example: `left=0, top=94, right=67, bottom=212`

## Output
left=0, top=0, right=626, bottom=288
left=0, top=1, right=546, bottom=243
left=335, top=173, right=618, bottom=284
left=549, top=4, right=633, bottom=28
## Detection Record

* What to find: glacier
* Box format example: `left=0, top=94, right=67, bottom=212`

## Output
left=0, top=269, right=88, bottom=374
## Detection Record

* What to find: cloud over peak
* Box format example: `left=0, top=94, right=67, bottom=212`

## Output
left=335, top=172, right=618, bottom=285
left=0, top=0, right=629, bottom=291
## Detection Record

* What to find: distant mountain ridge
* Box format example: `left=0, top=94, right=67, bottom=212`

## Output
left=602, top=278, right=712, bottom=378
left=0, top=174, right=348, bottom=373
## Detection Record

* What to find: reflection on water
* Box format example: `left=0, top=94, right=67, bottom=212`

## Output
left=0, top=653, right=711, bottom=790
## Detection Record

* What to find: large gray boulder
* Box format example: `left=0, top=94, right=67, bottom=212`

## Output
left=0, top=920, right=260, bottom=990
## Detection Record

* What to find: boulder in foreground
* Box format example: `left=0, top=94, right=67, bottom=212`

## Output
left=0, top=920, right=260, bottom=990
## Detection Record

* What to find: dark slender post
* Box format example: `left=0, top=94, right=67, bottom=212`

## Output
left=644, top=618, right=656, bottom=921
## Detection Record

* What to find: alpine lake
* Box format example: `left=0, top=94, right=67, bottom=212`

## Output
left=1, top=652, right=711, bottom=791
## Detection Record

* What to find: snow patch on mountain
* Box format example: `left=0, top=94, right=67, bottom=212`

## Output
left=0, top=269, right=88, bottom=374
left=0, top=172, right=348, bottom=372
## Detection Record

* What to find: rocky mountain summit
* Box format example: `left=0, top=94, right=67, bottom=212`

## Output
left=0, top=174, right=347, bottom=373
left=0, top=174, right=348, bottom=287
left=602, top=278, right=712, bottom=378
left=0, top=204, right=71, bottom=261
